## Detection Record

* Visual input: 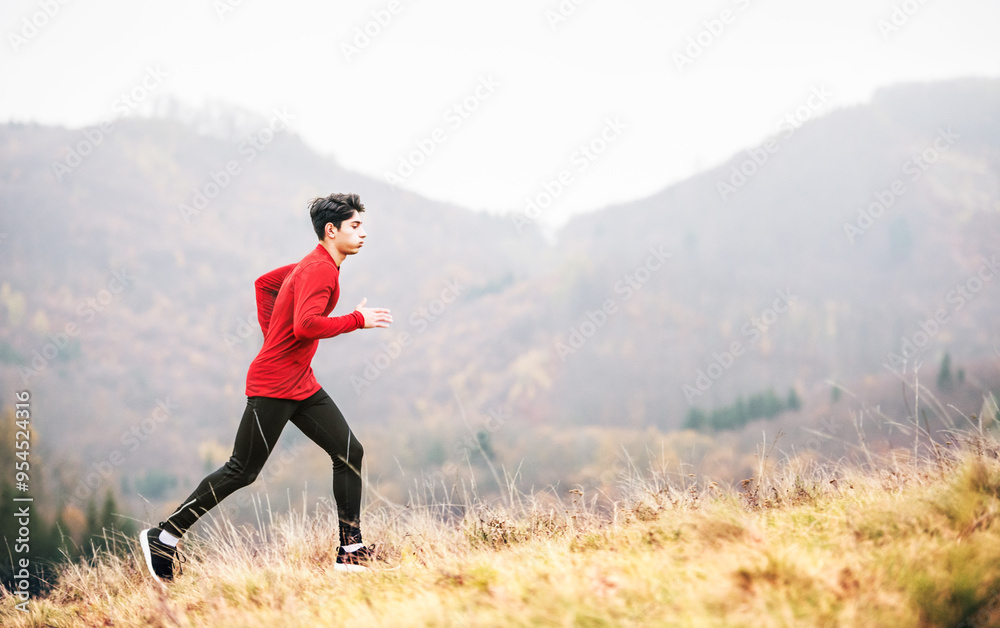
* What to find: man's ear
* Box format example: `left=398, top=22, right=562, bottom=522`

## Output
left=325, top=222, right=337, bottom=240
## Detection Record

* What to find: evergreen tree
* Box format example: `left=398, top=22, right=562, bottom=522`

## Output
left=83, top=497, right=101, bottom=556
left=688, top=386, right=797, bottom=433
left=937, top=353, right=954, bottom=389
left=733, top=397, right=748, bottom=428
left=85, top=497, right=100, bottom=537
left=0, top=478, right=15, bottom=591
left=787, top=388, right=802, bottom=411
left=761, top=389, right=783, bottom=419
left=683, top=407, right=708, bottom=431
left=100, top=490, right=118, bottom=532
left=475, top=430, right=496, bottom=462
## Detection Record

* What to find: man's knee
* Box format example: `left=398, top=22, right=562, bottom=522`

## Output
left=349, top=438, right=364, bottom=466
left=224, top=456, right=260, bottom=486
left=333, top=437, right=363, bottom=469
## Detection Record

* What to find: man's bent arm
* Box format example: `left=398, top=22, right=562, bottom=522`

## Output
left=292, top=265, right=365, bottom=340
left=255, top=264, right=295, bottom=336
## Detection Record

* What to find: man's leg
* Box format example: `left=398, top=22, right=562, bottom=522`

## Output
left=161, top=396, right=296, bottom=538
left=289, top=388, right=365, bottom=547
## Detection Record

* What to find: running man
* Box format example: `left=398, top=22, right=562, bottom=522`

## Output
left=140, top=193, right=392, bottom=582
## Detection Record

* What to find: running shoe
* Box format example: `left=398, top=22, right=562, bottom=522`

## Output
left=334, top=544, right=377, bottom=573
left=139, top=527, right=179, bottom=584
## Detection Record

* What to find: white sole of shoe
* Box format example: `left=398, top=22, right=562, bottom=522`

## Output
left=139, top=529, right=167, bottom=587
left=333, top=562, right=371, bottom=573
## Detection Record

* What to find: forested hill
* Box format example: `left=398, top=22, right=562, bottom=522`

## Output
left=0, top=78, right=998, bottom=495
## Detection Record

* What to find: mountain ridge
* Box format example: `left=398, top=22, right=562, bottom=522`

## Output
left=1, top=77, right=998, bottom=508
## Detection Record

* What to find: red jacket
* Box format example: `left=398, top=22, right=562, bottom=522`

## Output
left=245, top=244, right=364, bottom=399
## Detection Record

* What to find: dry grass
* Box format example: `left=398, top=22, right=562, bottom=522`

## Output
left=5, top=418, right=1000, bottom=626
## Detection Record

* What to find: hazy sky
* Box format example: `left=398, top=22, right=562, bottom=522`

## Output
left=2, top=0, right=998, bottom=227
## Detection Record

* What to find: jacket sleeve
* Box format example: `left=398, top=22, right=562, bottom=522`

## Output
left=292, top=264, right=365, bottom=341
left=255, top=264, right=295, bottom=336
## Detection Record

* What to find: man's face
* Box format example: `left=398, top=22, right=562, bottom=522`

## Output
left=328, top=211, right=366, bottom=256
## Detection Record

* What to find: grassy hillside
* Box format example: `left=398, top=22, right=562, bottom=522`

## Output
left=4, top=425, right=1000, bottom=627
left=3, top=78, right=1000, bottom=604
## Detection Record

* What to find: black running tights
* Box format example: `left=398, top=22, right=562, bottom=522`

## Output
left=161, top=388, right=364, bottom=546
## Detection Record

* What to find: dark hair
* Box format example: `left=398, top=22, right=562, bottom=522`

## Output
left=309, top=193, right=365, bottom=240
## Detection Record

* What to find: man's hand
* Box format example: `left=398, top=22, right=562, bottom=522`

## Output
left=355, top=298, right=393, bottom=329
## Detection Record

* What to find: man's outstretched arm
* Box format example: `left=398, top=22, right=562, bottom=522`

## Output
left=292, top=264, right=366, bottom=340
left=292, top=267, right=392, bottom=340
left=255, top=264, right=295, bottom=336
left=353, top=297, right=393, bottom=329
